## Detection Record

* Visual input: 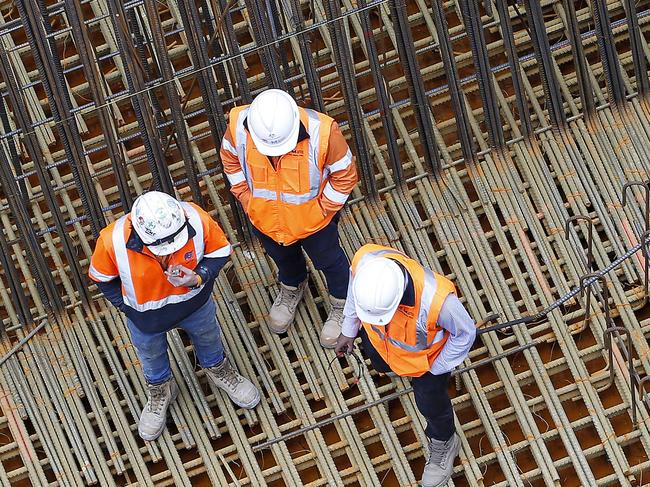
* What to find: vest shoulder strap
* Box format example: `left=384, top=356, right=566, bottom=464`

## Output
left=229, top=105, right=249, bottom=143
left=427, top=273, right=456, bottom=326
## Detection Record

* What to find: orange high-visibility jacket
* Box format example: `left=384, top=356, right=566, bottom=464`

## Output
left=88, top=203, right=231, bottom=313
left=220, top=105, right=358, bottom=245
left=351, top=244, right=456, bottom=377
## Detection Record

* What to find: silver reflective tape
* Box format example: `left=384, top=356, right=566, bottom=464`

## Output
left=281, top=192, right=315, bottom=204
left=89, top=264, right=117, bottom=282
left=204, top=244, right=232, bottom=258
left=323, top=182, right=349, bottom=204
left=416, top=269, right=438, bottom=348
left=221, top=136, right=237, bottom=155
left=123, top=286, right=205, bottom=312
left=183, top=203, right=204, bottom=261
left=328, top=149, right=353, bottom=172
left=306, top=109, right=323, bottom=193
left=235, top=107, right=252, bottom=187
left=112, top=216, right=136, bottom=306
left=252, top=187, right=277, bottom=201
left=226, top=171, right=246, bottom=185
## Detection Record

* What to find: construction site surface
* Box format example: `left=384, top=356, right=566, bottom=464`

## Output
left=0, top=0, right=650, bottom=486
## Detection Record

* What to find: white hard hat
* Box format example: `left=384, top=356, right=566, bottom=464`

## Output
left=131, top=191, right=188, bottom=256
left=247, top=89, right=300, bottom=156
left=353, top=257, right=406, bottom=325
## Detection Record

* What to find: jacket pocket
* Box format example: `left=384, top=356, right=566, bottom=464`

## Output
left=249, top=161, right=268, bottom=184
left=280, top=158, right=302, bottom=193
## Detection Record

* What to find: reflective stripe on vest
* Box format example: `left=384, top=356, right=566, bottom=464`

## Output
left=354, top=247, right=446, bottom=353
left=234, top=107, right=323, bottom=205
left=417, top=268, right=439, bottom=348
left=112, top=203, right=206, bottom=312
left=370, top=324, right=447, bottom=353
left=89, top=263, right=117, bottom=282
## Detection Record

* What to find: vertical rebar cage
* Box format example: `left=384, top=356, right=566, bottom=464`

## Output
left=0, top=0, right=649, bottom=485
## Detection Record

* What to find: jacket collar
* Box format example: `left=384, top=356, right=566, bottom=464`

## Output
left=125, top=216, right=197, bottom=254
left=243, top=116, right=310, bottom=145
left=400, top=272, right=415, bottom=307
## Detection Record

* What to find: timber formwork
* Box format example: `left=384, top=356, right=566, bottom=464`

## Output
left=0, top=1, right=650, bottom=486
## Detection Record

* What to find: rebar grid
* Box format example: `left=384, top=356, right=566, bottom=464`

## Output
left=0, top=0, right=649, bottom=486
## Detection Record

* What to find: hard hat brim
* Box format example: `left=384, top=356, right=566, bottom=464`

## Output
left=250, top=119, right=300, bottom=156
left=147, top=226, right=189, bottom=256
left=355, top=302, right=400, bottom=326
left=352, top=256, right=405, bottom=326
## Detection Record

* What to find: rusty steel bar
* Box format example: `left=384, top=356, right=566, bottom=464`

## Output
left=0, top=1, right=649, bottom=485
left=143, top=0, right=203, bottom=204
left=18, top=0, right=106, bottom=236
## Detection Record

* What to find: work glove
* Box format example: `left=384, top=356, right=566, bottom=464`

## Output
left=165, top=265, right=200, bottom=288
left=334, top=334, right=356, bottom=357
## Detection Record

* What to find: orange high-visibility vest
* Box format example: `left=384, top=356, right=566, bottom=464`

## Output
left=227, top=105, right=337, bottom=244
left=88, top=203, right=231, bottom=312
left=351, top=244, right=456, bottom=377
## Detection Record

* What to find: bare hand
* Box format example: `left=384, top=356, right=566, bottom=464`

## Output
left=165, top=265, right=199, bottom=288
left=334, top=334, right=356, bottom=357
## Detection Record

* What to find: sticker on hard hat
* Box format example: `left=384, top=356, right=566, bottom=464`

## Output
left=155, top=209, right=174, bottom=229
left=263, top=137, right=282, bottom=145
left=143, top=219, right=158, bottom=236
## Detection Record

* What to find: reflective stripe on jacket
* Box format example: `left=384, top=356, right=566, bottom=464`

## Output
left=223, top=105, right=352, bottom=244
left=351, top=244, right=456, bottom=377
left=89, top=203, right=230, bottom=313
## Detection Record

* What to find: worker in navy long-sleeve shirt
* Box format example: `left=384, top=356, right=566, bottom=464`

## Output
left=89, top=191, right=260, bottom=441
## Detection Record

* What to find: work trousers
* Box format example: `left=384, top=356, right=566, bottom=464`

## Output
left=253, top=213, right=349, bottom=299
left=359, top=328, right=455, bottom=441
left=126, top=298, right=225, bottom=384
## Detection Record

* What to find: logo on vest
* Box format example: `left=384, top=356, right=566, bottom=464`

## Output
left=184, top=251, right=194, bottom=260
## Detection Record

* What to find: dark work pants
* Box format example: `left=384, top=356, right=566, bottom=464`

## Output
left=253, top=213, right=349, bottom=299
left=359, top=328, right=455, bottom=441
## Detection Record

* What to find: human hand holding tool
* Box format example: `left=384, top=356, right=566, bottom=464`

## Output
left=329, top=336, right=364, bottom=385
left=165, top=265, right=201, bottom=288
left=334, top=334, right=355, bottom=357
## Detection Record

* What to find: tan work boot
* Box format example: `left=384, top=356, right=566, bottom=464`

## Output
left=138, top=378, right=178, bottom=441
left=320, top=295, right=345, bottom=348
left=205, top=358, right=260, bottom=409
left=422, top=433, right=460, bottom=486
left=268, top=280, right=307, bottom=333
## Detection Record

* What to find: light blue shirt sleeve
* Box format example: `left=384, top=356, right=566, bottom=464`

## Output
left=341, top=272, right=361, bottom=337
left=430, top=294, right=476, bottom=375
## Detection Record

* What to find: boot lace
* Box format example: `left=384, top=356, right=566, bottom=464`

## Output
left=213, top=362, right=243, bottom=389
left=328, top=303, right=344, bottom=324
left=147, top=383, right=167, bottom=415
left=278, top=285, right=300, bottom=310
left=427, top=438, right=449, bottom=468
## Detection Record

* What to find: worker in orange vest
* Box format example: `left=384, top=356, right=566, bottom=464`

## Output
left=220, top=89, right=358, bottom=347
left=89, top=191, right=260, bottom=441
left=335, top=244, right=476, bottom=487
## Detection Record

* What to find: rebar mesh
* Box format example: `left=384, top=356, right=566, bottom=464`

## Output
left=0, top=1, right=649, bottom=485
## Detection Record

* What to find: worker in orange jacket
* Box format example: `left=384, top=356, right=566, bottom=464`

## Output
left=335, top=244, right=476, bottom=487
left=220, top=89, right=358, bottom=347
left=89, top=191, right=260, bottom=441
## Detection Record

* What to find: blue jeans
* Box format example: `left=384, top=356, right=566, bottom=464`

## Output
left=127, top=298, right=225, bottom=384
left=253, top=213, right=350, bottom=299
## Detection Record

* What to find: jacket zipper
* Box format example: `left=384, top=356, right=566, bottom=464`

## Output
left=272, top=154, right=285, bottom=245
